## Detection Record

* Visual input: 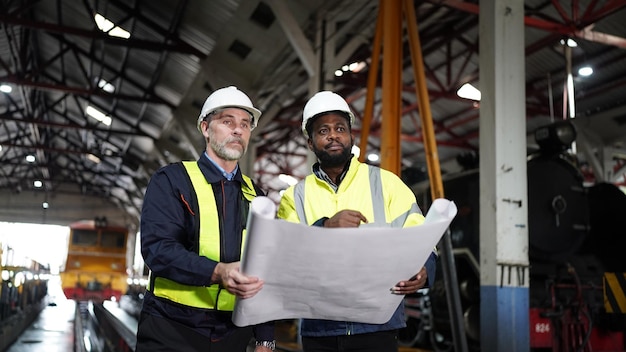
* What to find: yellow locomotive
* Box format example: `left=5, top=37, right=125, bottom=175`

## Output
left=60, top=218, right=128, bottom=302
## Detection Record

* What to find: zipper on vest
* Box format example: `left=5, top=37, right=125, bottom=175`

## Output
left=220, top=179, right=226, bottom=261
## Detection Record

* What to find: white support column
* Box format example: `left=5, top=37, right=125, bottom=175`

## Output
left=479, top=0, right=529, bottom=351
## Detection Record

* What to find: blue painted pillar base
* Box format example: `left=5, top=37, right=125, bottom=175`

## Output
left=480, top=285, right=529, bottom=352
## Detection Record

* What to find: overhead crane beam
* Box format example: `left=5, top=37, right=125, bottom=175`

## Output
left=359, top=1, right=468, bottom=350
left=403, top=1, right=468, bottom=351
left=378, top=0, right=402, bottom=174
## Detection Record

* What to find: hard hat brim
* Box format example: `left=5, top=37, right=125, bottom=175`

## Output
left=197, top=105, right=262, bottom=131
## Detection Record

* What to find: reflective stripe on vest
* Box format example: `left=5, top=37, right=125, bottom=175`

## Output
left=151, top=161, right=256, bottom=310
left=294, top=165, right=386, bottom=225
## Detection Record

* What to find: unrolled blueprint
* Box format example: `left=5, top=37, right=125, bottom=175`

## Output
left=232, top=196, right=457, bottom=326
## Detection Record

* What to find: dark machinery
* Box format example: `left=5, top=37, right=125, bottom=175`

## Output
left=406, top=121, right=626, bottom=351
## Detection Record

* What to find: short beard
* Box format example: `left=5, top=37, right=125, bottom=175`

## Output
left=313, top=143, right=352, bottom=168
left=208, top=130, right=247, bottom=161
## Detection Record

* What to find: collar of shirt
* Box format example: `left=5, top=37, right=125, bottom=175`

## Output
left=203, top=152, right=238, bottom=181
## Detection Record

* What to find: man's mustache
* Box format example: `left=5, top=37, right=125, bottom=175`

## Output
left=225, top=137, right=245, bottom=146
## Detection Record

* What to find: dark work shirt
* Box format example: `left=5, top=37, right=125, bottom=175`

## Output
left=139, top=155, right=273, bottom=341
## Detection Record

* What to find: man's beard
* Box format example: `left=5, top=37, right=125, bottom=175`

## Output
left=208, top=130, right=247, bottom=161
left=313, top=142, right=352, bottom=168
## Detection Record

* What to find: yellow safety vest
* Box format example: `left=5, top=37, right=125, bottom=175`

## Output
left=150, top=161, right=256, bottom=310
left=278, top=156, right=425, bottom=229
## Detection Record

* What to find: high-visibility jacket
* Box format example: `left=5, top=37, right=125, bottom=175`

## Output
left=277, top=156, right=427, bottom=336
left=150, top=161, right=257, bottom=311
left=278, top=156, right=424, bottom=228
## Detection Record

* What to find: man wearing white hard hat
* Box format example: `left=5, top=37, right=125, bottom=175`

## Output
left=136, top=86, right=275, bottom=352
left=277, top=91, right=437, bottom=352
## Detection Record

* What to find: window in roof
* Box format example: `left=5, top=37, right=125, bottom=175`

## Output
left=228, top=40, right=251, bottom=60
left=250, top=2, right=275, bottom=29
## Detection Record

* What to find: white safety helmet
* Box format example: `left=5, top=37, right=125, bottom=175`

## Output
left=197, top=86, right=262, bottom=131
left=302, top=91, right=355, bottom=138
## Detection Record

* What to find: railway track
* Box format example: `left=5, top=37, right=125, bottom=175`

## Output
left=74, top=301, right=136, bottom=352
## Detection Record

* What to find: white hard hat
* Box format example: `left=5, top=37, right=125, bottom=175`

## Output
left=302, top=91, right=355, bottom=138
left=197, top=86, right=262, bottom=131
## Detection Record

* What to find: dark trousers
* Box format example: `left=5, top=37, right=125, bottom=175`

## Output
left=302, top=330, right=398, bottom=352
left=135, top=312, right=253, bottom=352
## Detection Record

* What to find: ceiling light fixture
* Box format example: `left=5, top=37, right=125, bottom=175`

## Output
left=0, top=84, right=12, bottom=93
left=349, top=61, right=366, bottom=73
left=336, top=61, right=367, bottom=77
left=86, top=105, right=112, bottom=126
left=457, top=83, right=481, bottom=101
left=560, top=38, right=578, bottom=47
left=578, top=66, right=593, bottom=77
left=87, top=153, right=101, bottom=164
left=98, top=79, right=115, bottom=93
left=94, top=13, right=130, bottom=39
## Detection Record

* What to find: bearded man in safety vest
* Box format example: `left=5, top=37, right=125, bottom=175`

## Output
left=136, top=86, right=275, bottom=352
left=277, top=91, right=437, bottom=352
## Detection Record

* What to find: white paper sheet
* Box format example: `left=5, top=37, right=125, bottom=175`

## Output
left=232, top=197, right=457, bottom=326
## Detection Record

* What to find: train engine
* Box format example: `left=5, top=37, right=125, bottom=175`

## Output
left=413, top=121, right=626, bottom=351
left=60, top=218, right=128, bottom=302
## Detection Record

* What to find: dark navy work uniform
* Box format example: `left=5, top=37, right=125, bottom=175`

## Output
left=136, top=154, right=273, bottom=351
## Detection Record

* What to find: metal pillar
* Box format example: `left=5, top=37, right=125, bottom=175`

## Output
left=379, top=0, right=402, bottom=175
left=479, top=1, right=530, bottom=351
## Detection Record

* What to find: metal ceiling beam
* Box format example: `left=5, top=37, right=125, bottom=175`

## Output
left=0, top=140, right=110, bottom=158
left=266, top=0, right=316, bottom=77
left=49, top=33, right=175, bottom=108
left=0, top=15, right=207, bottom=58
left=0, top=112, right=151, bottom=138
left=431, top=0, right=626, bottom=49
left=0, top=76, right=173, bottom=107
